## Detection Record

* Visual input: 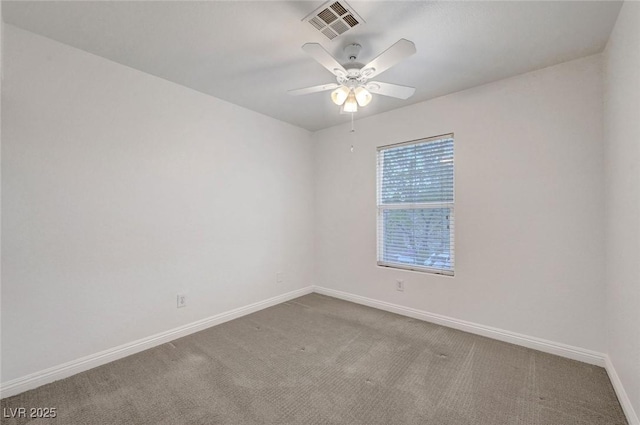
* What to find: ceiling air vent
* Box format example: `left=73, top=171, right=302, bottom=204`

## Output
left=303, top=1, right=365, bottom=41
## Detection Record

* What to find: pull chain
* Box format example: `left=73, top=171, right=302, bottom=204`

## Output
left=350, top=113, right=355, bottom=152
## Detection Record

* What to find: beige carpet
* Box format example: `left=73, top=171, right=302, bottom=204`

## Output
left=1, top=294, right=627, bottom=424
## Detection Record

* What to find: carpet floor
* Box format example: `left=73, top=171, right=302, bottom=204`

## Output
left=1, top=294, right=627, bottom=424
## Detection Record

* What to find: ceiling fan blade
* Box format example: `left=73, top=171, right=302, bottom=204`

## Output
left=366, top=81, right=416, bottom=100
left=288, top=83, right=340, bottom=96
left=361, top=39, right=416, bottom=79
left=302, top=43, right=347, bottom=77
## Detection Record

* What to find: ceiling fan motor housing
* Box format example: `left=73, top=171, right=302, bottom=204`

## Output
left=336, top=44, right=369, bottom=87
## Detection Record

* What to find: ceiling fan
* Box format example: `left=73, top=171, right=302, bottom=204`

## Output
left=288, top=39, right=417, bottom=113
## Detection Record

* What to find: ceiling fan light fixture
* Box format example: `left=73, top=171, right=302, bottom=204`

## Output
left=354, top=87, right=372, bottom=107
left=331, top=86, right=350, bottom=105
left=341, top=91, right=358, bottom=113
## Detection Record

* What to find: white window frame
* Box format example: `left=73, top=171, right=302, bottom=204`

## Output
left=376, top=133, right=455, bottom=276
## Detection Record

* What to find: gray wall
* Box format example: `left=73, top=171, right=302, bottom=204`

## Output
left=604, top=1, right=640, bottom=420
left=313, top=55, right=605, bottom=352
left=1, top=25, right=315, bottom=382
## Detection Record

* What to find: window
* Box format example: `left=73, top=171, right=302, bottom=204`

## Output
left=376, top=134, right=454, bottom=275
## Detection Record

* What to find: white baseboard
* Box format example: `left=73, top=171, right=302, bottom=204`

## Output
left=317, top=285, right=639, bottom=424
left=4, top=285, right=636, bottom=425
left=314, top=285, right=640, bottom=424
left=312, top=286, right=606, bottom=367
left=0, top=286, right=314, bottom=399
left=605, top=355, right=640, bottom=425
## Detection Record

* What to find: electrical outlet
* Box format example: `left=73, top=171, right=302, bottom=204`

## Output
left=276, top=272, right=284, bottom=283
left=396, top=280, right=404, bottom=292
left=177, top=294, right=187, bottom=308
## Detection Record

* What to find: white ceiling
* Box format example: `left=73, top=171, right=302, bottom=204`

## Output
left=3, top=1, right=622, bottom=132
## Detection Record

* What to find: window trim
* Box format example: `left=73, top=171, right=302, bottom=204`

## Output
left=376, top=133, right=455, bottom=276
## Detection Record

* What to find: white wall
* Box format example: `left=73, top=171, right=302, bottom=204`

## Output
left=314, top=55, right=605, bottom=352
left=1, top=25, right=314, bottom=383
left=603, top=1, right=640, bottom=419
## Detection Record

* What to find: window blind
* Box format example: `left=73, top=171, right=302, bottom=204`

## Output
left=376, top=134, right=454, bottom=275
